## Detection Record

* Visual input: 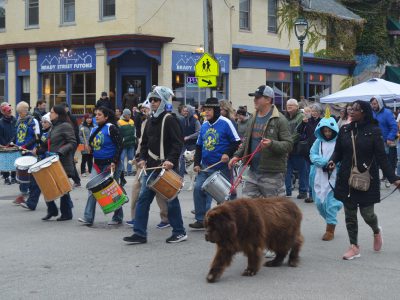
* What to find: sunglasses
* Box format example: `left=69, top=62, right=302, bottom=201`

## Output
left=149, top=98, right=161, bottom=103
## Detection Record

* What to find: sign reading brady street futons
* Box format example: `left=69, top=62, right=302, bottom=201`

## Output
left=38, top=48, right=96, bottom=72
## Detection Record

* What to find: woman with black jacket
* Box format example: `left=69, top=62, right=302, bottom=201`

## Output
left=40, top=105, right=77, bottom=221
left=328, top=100, right=400, bottom=260
left=78, top=107, right=124, bottom=226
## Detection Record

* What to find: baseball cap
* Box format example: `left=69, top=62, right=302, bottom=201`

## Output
left=1, top=104, right=11, bottom=113
left=248, top=85, right=274, bottom=98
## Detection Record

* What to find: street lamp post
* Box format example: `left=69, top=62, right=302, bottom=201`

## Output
left=294, top=17, right=309, bottom=99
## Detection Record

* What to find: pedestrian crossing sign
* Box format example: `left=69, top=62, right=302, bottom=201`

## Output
left=197, top=76, right=217, bottom=88
left=195, top=53, right=220, bottom=77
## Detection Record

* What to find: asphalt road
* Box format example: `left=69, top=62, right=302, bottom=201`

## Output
left=1, top=175, right=400, bottom=300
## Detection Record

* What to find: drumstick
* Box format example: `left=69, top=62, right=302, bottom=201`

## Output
left=201, top=160, right=223, bottom=172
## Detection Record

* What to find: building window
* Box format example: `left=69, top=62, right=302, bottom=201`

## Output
left=71, top=72, right=96, bottom=114
left=0, top=57, right=5, bottom=101
left=100, top=0, right=115, bottom=20
left=308, top=73, right=331, bottom=101
left=0, top=0, right=5, bottom=30
left=42, top=73, right=67, bottom=108
left=268, top=0, right=278, bottom=33
left=266, top=70, right=291, bottom=111
left=239, top=0, right=250, bottom=30
left=26, top=0, right=39, bottom=28
left=61, top=0, right=75, bottom=24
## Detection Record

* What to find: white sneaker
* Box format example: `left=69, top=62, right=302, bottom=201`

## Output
left=108, top=220, right=122, bottom=225
left=265, top=250, right=276, bottom=258
left=78, top=217, right=92, bottom=225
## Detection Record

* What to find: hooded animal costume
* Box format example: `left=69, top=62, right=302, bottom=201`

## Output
left=309, top=108, right=343, bottom=241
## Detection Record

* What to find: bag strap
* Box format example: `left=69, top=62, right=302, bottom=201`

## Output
left=159, top=113, right=171, bottom=161
left=350, top=130, right=358, bottom=168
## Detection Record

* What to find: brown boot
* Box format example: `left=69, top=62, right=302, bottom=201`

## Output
left=322, top=224, right=335, bottom=241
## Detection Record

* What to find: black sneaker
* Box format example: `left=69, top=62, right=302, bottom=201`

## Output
left=10, top=178, right=17, bottom=184
left=189, top=221, right=205, bottom=230
left=297, top=192, right=307, bottom=199
left=4, top=178, right=11, bottom=185
left=304, top=197, right=314, bottom=203
left=123, top=234, right=147, bottom=244
left=166, top=233, right=188, bottom=243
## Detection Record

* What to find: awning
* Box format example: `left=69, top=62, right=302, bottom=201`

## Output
left=385, top=66, right=400, bottom=84
left=387, top=17, right=400, bottom=35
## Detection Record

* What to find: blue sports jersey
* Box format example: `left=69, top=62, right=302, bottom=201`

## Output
left=197, top=116, right=240, bottom=166
left=90, top=123, right=116, bottom=160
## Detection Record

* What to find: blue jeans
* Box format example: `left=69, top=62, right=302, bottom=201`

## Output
left=25, top=177, right=41, bottom=210
left=120, top=147, right=135, bottom=173
left=193, top=164, right=232, bottom=222
left=134, top=173, right=185, bottom=237
left=19, top=182, right=29, bottom=195
left=83, top=164, right=124, bottom=223
left=285, top=154, right=308, bottom=196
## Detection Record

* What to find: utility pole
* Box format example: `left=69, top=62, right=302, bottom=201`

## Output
left=203, top=0, right=214, bottom=99
left=207, top=0, right=214, bottom=56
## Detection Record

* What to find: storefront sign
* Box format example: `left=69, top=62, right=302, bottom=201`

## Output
left=186, top=76, right=198, bottom=87
left=172, top=51, right=229, bottom=73
left=38, top=48, right=96, bottom=72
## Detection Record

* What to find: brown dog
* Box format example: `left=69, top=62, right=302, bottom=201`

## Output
left=204, top=197, right=303, bottom=283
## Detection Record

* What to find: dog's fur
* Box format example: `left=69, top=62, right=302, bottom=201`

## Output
left=204, top=197, right=303, bottom=283
left=183, top=150, right=195, bottom=190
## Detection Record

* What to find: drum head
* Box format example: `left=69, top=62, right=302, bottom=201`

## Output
left=28, top=155, right=59, bottom=173
left=86, top=171, right=112, bottom=190
left=14, top=156, right=38, bottom=168
left=201, top=171, right=221, bottom=188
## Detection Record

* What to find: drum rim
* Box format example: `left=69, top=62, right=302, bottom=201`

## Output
left=14, top=156, right=38, bottom=168
left=28, top=155, right=59, bottom=173
left=86, top=171, right=113, bottom=190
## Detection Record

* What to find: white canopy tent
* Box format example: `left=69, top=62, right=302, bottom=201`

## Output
left=320, top=78, right=400, bottom=109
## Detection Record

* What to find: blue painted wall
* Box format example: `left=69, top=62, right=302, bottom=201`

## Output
left=115, top=50, right=152, bottom=108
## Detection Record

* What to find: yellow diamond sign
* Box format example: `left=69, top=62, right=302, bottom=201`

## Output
left=195, top=53, right=220, bottom=77
left=197, top=76, right=217, bottom=88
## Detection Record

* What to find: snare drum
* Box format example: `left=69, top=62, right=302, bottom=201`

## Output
left=14, top=156, right=38, bottom=183
left=28, top=155, right=72, bottom=201
left=146, top=169, right=183, bottom=201
left=201, top=171, right=231, bottom=204
left=86, top=172, right=129, bottom=214
left=0, top=148, right=21, bottom=172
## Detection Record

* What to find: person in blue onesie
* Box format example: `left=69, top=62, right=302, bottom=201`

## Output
left=309, top=108, right=343, bottom=241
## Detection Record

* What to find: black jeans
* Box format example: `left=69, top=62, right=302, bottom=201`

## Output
left=2, top=171, right=16, bottom=179
left=81, top=153, right=93, bottom=174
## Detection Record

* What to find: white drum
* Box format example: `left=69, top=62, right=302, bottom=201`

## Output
left=14, top=156, right=38, bottom=183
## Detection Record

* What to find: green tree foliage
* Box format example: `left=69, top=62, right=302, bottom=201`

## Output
left=340, top=0, right=400, bottom=64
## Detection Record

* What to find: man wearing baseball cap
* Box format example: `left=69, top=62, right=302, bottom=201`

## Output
left=229, top=85, right=293, bottom=197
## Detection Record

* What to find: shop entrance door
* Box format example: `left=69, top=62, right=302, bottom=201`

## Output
left=122, top=75, right=146, bottom=103
left=20, top=76, right=30, bottom=106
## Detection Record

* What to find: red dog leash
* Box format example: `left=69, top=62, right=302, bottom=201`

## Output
left=229, top=143, right=262, bottom=195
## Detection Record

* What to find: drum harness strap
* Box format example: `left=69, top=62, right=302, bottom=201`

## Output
left=148, top=113, right=171, bottom=163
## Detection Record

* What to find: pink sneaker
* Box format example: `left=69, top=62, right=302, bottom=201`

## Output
left=373, top=227, right=383, bottom=252
left=13, top=195, right=26, bottom=205
left=343, top=244, right=361, bottom=260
